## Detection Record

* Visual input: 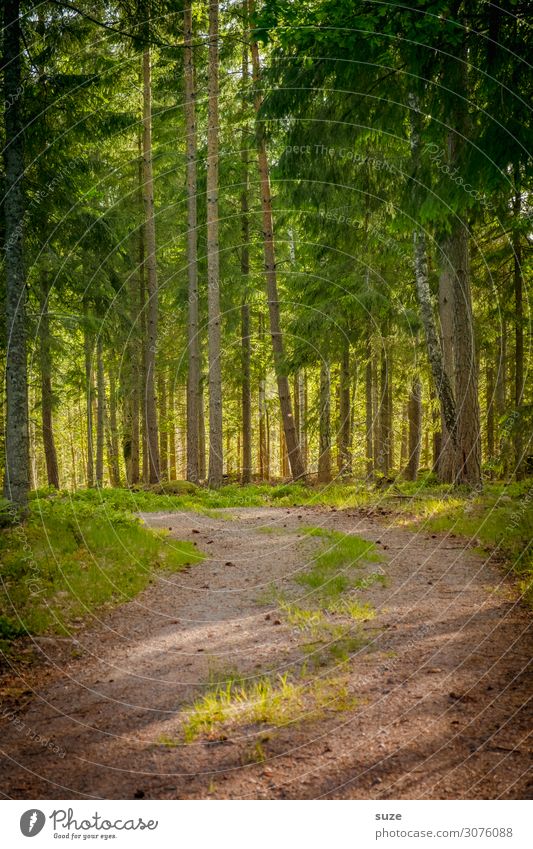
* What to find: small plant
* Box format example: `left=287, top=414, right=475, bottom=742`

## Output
left=181, top=670, right=356, bottom=741
left=296, top=527, right=381, bottom=599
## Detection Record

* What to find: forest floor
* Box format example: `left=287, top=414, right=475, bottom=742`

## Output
left=0, top=503, right=531, bottom=800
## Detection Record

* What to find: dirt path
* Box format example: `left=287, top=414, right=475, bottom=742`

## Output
left=1, top=507, right=531, bottom=800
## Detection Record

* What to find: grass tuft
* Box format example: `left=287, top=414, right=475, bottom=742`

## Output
left=0, top=494, right=202, bottom=643
left=180, top=671, right=357, bottom=742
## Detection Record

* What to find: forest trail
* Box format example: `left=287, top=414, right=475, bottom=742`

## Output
left=1, top=507, right=531, bottom=800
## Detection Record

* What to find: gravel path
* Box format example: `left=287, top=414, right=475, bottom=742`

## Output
left=1, top=506, right=531, bottom=799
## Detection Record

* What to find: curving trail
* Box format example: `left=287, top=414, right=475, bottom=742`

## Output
left=0, top=506, right=531, bottom=800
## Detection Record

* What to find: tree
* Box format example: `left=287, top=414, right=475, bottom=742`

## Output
left=206, top=0, right=224, bottom=487
left=317, top=359, right=331, bottom=483
left=142, top=46, right=160, bottom=483
left=249, top=5, right=305, bottom=481
left=184, top=0, right=201, bottom=484
left=2, top=0, right=29, bottom=509
left=38, top=273, right=60, bottom=489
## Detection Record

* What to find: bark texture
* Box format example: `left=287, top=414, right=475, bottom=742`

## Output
left=39, top=275, right=60, bottom=489
left=339, top=341, right=352, bottom=476
left=250, top=17, right=305, bottom=481
left=3, top=0, right=30, bottom=508
left=142, top=47, right=160, bottom=483
left=409, top=92, right=458, bottom=458
left=405, top=376, right=422, bottom=481
left=206, top=0, right=224, bottom=487
left=317, top=360, right=332, bottom=483
left=184, top=1, right=201, bottom=484
left=95, top=335, right=105, bottom=487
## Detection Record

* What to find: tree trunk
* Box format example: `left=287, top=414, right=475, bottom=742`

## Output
left=184, top=1, right=201, bottom=484
left=206, top=0, right=224, bottom=487
left=443, top=46, right=482, bottom=487
left=387, top=343, right=394, bottom=469
left=84, top=312, right=95, bottom=488
left=449, top=227, right=482, bottom=485
left=198, top=376, right=206, bottom=481
left=142, top=47, right=160, bottom=483
left=409, top=93, right=458, bottom=458
left=400, top=403, right=408, bottom=470
left=495, top=329, right=507, bottom=469
left=107, top=364, right=120, bottom=487
left=405, top=376, right=422, bottom=480
left=258, top=315, right=268, bottom=480
left=486, top=361, right=495, bottom=462
left=513, top=171, right=525, bottom=479
left=124, top=255, right=140, bottom=485
left=168, top=377, right=177, bottom=480
left=250, top=19, right=305, bottom=481
left=95, top=335, right=105, bottom=487
left=3, top=0, right=29, bottom=508
left=365, top=336, right=374, bottom=479
left=437, top=238, right=456, bottom=481
left=378, top=343, right=390, bottom=475
left=39, top=274, right=60, bottom=489
left=339, top=340, right=352, bottom=476
left=299, top=370, right=308, bottom=471
left=317, top=360, right=332, bottom=483
left=158, top=370, right=168, bottom=481
left=240, top=33, right=252, bottom=486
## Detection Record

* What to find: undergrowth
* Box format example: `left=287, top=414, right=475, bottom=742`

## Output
left=0, top=493, right=202, bottom=645
left=179, top=670, right=356, bottom=742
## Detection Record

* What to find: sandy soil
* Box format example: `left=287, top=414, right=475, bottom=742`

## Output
left=0, top=506, right=531, bottom=800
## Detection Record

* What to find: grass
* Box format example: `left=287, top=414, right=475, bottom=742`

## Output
left=296, top=526, right=381, bottom=598
left=255, top=528, right=382, bottom=669
left=0, top=491, right=203, bottom=645
left=390, top=480, right=533, bottom=603
left=180, top=670, right=356, bottom=742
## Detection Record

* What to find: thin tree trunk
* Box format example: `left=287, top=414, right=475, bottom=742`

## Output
left=437, top=239, right=456, bottom=481
left=405, top=376, right=422, bottom=481
left=39, top=274, right=60, bottom=488
left=495, top=329, right=507, bottom=470
left=378, top=343, right=390, bottom=475
left=486, top=361, right=495, bottom=462
left=84, top=311, right=95, bottom=488
left=158, top=370, right=168, bottom=481
left=400, top=403, right=408, bottom=470
left=449, top=227, right=482, bottom=485
left=339, top=340, right=352, bottom=476
left=258, top=315, right=268, bottom=480
left=409, top=93, right=458, bottom=458
left=198, top=376, right=206, bottom=480
left=168, top=376, right=177, bottom=480
left=67, top=406, right=77, bottom=490
left=513, top=169, right=525, bottom=479
left=142, top=47, right=160, bottom=483
left=317, top=360, right=332, bottom=483
left=95, top=335, right=105, bottom=487
left=387, top=343, right=394, bottom=469
left=206, top=0, right=223, bottom=487
left=3, top=0, right=29, bottom=508
left=365, top=335, right=374, bottom=479
left=299, top=370, right=308, bottom=471
left=240, top=28, right=252, bottom=486
left=250, top=17, right=305, bottom=481
left=184, top=1, right=201, bottom=484
left=107, top=364, right=120, bottom=487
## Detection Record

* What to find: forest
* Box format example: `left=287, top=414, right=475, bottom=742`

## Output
left=0, top=0, right=532, bottom=803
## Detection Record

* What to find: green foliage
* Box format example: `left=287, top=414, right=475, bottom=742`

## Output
left=0, top=493, right=202, bottom=641
left=180, top=670, right=356, bottom=742
left=297, top=527, right=381, bottom=597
